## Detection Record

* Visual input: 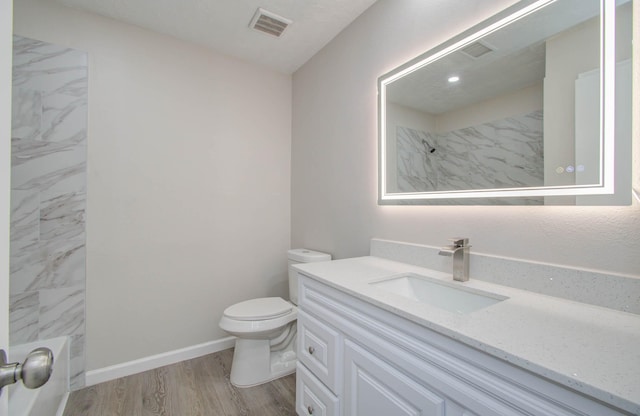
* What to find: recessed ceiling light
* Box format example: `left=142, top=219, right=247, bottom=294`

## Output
left=448, top=76, right=460, bottom=83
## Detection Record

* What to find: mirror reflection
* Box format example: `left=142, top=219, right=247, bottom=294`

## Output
left=379, top=0, right=632, bottom=205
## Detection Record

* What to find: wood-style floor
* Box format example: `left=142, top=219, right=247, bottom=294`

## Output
left=63, top=348, right=296, bottom=416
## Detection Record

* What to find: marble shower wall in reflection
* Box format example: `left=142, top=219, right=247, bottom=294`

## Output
left=396, top=111, right=544, bottom=205
left=10, top=35, right=87, bottom=389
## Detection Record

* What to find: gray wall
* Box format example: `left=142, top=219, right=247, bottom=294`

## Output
left=291, top=0, right=640, bottom=275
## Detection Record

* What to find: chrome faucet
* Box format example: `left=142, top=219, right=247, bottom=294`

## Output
left=438, top=238, right=471, bottom=282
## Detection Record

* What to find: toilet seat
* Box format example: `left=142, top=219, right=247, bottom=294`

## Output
left=224, top=297, right=292, bottom=321
left=219, top=297, right=297, bottom=338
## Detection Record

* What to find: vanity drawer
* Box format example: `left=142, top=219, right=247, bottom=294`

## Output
left=298, top=309, right=341, bottom=393
left=296, top=362, right=340, bottom=416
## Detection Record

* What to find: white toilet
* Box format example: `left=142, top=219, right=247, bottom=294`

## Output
left=219, top=248, right=331, bottom=387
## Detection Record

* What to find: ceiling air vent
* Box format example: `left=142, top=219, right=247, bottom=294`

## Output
left=250, top=8, right=292, bottom=38
left=459, top=41, right=495, bottom=59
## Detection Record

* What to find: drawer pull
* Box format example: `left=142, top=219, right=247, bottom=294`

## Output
left=307, top=405, right=314, bottom=414
left=308, top=346, right=315, bottom=355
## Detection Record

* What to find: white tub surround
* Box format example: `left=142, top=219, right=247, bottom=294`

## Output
left=294, top=241, right=640, bottom=415
left=8, top=337, right=70, bottom=416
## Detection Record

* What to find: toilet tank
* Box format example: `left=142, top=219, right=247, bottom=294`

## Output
left=288, top=249, right=331, bottom=305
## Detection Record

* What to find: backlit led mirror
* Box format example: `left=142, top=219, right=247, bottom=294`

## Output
left=378, top=0, right=632, bottom=205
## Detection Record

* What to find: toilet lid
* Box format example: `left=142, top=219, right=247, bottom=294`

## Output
left=224, top=297, right=293, bottom=321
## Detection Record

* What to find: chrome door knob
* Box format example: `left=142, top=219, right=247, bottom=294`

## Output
left=0, top=348, right=54, bottom=393
left=20, top=348, right=54, bottom=389
left=308, top=346, right=315, bottom=355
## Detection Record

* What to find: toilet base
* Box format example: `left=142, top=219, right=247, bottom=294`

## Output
left=229, top=337, right=297, bottom=388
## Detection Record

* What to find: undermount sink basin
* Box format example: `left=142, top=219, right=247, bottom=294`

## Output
left=370, top=273, right=507, bottom=314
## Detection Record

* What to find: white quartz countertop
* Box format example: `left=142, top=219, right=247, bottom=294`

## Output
left=294, top=256, right=640, bottom=415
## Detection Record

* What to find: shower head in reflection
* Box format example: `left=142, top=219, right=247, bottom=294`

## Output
left=422, top=139, right=436, bottom=153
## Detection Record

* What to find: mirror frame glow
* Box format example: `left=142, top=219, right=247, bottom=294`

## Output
left=378, top=0, right=616, bottom=203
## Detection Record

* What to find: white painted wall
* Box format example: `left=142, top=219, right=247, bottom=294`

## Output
left=292, top=0, right=640, bottom=276
left=14, top=0, right=292, bottom=371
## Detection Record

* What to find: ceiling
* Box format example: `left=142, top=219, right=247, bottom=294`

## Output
left=54, top=0, right=379, bottom=74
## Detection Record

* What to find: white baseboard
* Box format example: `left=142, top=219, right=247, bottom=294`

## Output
left=85, top=337, right=236, bottom=387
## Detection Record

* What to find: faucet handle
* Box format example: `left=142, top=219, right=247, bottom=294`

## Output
left=449, top=238, right=469, bottom=247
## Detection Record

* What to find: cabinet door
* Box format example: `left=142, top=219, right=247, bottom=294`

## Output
left=344, top=339, right=445, bottom=416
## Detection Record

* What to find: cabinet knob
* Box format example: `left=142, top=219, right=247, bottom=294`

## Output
left=308, top=346, right=315, bottom=355
left=307, top=405, right=314, bottom=414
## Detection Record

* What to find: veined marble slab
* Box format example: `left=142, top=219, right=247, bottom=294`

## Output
left=42, top=92, right=87, bottom=144
left=11, top=88, right=41, bottom=141
left=11, top=142, right=86, bottom=193
left=10, top=190, right=39, bottom=252
left=10, top=35, right=88, bottom=389
left=396, top=110, right=543, bottom=196
left=10, top=239, right=85, bottom=294
left=12, top=35, right=87, bottom=98
left=9, top=292, right=39, bottom=344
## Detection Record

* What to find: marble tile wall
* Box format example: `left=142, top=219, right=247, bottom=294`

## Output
left=10, top=35, right=87, bottom=389
left=396, top=111, right=544, bottom=205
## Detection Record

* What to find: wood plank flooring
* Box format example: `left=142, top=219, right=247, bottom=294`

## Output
left=63, top=348, right=296, bottom=416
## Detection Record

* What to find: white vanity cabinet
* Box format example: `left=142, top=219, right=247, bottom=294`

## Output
left=295, top=274, right=631, bottom=416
